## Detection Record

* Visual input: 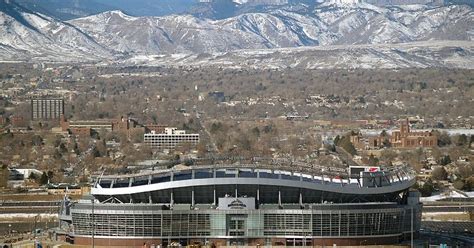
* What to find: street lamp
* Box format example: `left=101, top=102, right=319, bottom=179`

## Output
left=33, top=214, right=39, bottom=239
left=411, top=207, right=414, bottom=248
left=91, top=198, right=95, bottom=248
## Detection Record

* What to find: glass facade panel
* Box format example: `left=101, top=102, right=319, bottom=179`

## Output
left=72, top=206, right=419, bottom=239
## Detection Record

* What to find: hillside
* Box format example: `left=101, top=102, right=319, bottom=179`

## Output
left=0, top=0, right=472, bottom=68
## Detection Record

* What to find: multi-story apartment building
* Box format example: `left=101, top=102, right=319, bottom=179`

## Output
left=31, top=98, right=64, bottom=120
left=144, top=128, right=199, bottom=149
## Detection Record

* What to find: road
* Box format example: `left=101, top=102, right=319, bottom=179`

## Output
left=422, top=204, right=474, bottom=213
left=422, top=221, right=474, bottom=234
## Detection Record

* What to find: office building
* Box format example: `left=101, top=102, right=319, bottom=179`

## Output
left=144, top=128, right=199, bottom=149
left=31, top=98, right=64, bottom=120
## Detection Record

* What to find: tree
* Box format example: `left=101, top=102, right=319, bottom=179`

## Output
left=0, top=164, right=8, bottom=188
left=251, top=127, right=260, bottom=138
left=91, top=146, right=101, bottom=158
left=210, top=122, right=223, bottom=134
left=47, top=171, right=54, bottom=180
left=431, top=167, right=448, bottom=181
left=32, top=135, right=43, bottom=146
left=39, top=172, right=49, bottom=185
left=368, top=154, right=379, bottom=167
left=380, top=149, right=397, bottom=162
left=464, top=176, right=474, bottom=191
left=454, top=134, right=468, bottom=147
left=90, top=129, right=100, bottom=140
left=457, top=164, right=474, bottom=180
left=262, top=124, right=275, bottom=134
left=437, top=131, right=451, bottom=147
left=419, top=180, right=435, bottom=197
left=58, top=143, right=68, bottom=154
left=453, top=180, right=465, bottom=190
left=439, top=155, right=451, bottom=166
left=28, top=173, right=38, bottom=181
left=430, top=147, right=442, bottom=161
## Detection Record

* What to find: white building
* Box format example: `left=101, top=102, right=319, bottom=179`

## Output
left=144, top=128, right=200, bottom=149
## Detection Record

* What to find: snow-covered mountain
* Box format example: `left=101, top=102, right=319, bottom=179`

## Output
left=13, top=0, right=197, bottom=20
left=68, top=4, right=473, bottom=54
left=0, top=0, right=112, bottom=61
left=119, top=41, right=474, bottom=69
left=0, top=0, right=472, bottom=66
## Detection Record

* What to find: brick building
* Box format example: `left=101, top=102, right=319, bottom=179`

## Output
left=390, top=119, right=437, bottom=148
left=350, top=119, right=437, bottom=150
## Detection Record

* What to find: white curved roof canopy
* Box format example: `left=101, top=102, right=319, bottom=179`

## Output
left=92, top=166, right=416, bottom=196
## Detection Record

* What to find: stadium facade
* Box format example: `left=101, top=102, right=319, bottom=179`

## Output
left=59, top=159, right=421, bottom=247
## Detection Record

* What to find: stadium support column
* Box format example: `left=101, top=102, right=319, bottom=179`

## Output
left=278, top=189, right=282, bottom=206
left=213, top=186, right=216, bottom=206
left=299, top=191, right=303, bottom=206
left=256, top=186, right=260, bottom=206
left=191, top=171, right=196, bottom=207
left=170, top=191, right=174, bottom=208
left=192, top=187, right=195, bottom=208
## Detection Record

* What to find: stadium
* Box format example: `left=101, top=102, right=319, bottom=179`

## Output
left=59, top=158, right=421, bottom=247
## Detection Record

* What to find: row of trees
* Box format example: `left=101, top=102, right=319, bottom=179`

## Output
left=29, top=171, right=53, bottom=185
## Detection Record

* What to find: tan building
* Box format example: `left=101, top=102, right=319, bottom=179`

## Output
left=368, top=136, right=386, bottom=149
left=47, top=184, right=90, bottom=196
left=390, top=119, right=437, bottom=148
left=350, top=119, right=437, bottom=150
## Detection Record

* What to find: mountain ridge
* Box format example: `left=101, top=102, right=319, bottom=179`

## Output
left=0, top=0, right=472, bottom=69
left=67, top=4, right=473, bottom=54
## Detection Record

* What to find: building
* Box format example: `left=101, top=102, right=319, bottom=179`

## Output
left=390, top=119, right=437, bottom=148
left=69, top=127, right=92, bottom=136
left=31, top=98, right=64, bottom=120
left=144, top=128, right=200, bottom=149
left=60, top=115, right=143, bottom=137
left=350, top=119, right=437, bottom=150
left=10, top=115, right=27, bottom=127
left=8, top=168, right=42, bottom=180
left=144, top=124, right=167, bottom=134
left=112, top=116, right=138, bottom=131
left=47, top=183, right=89, bottom=196
left=60, top=115, right=112, bottom=132
left=286, top=112, right=309, bottom=121
left=208, top=91, right=225, bottom=103
left=59, top=159, right=421, bottom=247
